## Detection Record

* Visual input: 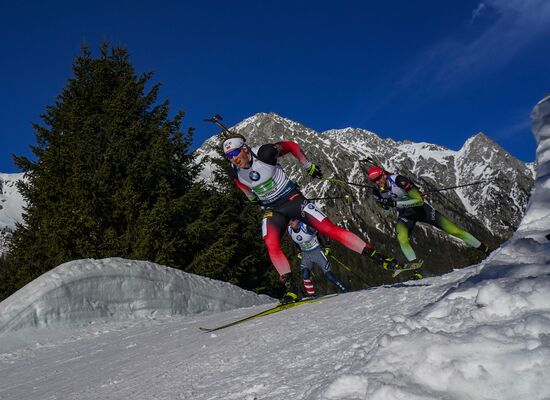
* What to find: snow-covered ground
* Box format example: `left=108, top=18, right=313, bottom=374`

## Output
left=0, top=96, right=549, bottom=399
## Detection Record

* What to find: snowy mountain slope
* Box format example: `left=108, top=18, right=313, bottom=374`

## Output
left=0, top=96, right=548, bottom=400
left=195, top=113, right=533, bottom=273
left=322, top=128, right=532, bottom=236
left=213, top=113, right=532, bottom=237
left=0, top=114, right=534, bottom=257
left=0, top=116, right=533, bottom=267
left=0, top=172, right=25, bottom=255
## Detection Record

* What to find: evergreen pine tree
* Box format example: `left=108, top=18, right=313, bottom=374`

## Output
left=1, top=43, right=293, bottom=302
left=2, top=43, right=196, bottom=299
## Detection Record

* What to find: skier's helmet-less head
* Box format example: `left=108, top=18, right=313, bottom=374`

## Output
left=368, top=166, right=385, bottom=182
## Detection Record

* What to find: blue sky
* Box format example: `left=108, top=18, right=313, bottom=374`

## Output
left=1, top=0, right=549, bottom=172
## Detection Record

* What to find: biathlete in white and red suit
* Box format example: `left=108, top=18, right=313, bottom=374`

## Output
left=222, top=134, right=402, bottom=303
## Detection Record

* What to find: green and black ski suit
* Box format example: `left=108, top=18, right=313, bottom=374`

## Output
left=373, top=174, right=482, bottom=262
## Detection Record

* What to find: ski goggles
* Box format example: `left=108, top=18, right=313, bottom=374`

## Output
left=225, top=147, right=243, bottom=159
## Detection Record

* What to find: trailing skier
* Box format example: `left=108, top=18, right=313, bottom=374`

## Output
left=221, top=133, right=406, bottom=304
left=367, top=166, right=491, bottom=266
left=288, top=219, right=347, bottom=296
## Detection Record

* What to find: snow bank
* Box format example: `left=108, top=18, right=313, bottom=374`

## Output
left=334, top=93, right=550, bottom=400
left=360, top=262, right=550, bottom=399
left=0, top=258, right=273, bottom=333
left=522, top=94, right=550, bottom=236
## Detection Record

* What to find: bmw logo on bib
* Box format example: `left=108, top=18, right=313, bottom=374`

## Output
left=296, top=235, right=303, bottom=241
left=249, top=171, right=260, bottom=181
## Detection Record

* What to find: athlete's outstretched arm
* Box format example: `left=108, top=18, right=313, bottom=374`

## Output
left=274, top=141, right=310, bottom=167
left=395, top=176, right=424, bottom=208
left=397, top=187, right=424, bottom=208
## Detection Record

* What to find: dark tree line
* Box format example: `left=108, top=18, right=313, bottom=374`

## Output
left=0, top=44, right=282, bottom=301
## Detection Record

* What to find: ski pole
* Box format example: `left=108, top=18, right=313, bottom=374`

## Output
left=321, top=177, right=372, bottom=189
left=421, top=179, right=496, bottom=195
left=307, top=194, right=353, bottom=201
left=329, top=254, right=369, bottom=288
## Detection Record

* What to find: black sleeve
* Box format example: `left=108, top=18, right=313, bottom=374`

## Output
left=371, top=187, right=388, bottom=209
left=394, top=175, right=416, bottom=191
left=256, top=144, right=278, bottom=165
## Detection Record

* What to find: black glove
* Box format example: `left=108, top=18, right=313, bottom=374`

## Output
left=376, top=197, right=396, bottom=208
left=307, top=163, right=323, bottom=179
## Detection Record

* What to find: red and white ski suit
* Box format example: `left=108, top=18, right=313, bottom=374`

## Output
left=228, top=141, right=372, bottom=276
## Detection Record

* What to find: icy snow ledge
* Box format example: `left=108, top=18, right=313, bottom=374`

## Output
left=520, top=94, right=550, bottom=239
left=0, top=258, right=274, bottom=333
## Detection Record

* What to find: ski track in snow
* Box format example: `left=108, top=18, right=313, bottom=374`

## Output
left=0, top=276, right=455, bottom=400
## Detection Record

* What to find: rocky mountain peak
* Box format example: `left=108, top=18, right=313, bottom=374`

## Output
left=196, top=113, right=533, bottom=249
